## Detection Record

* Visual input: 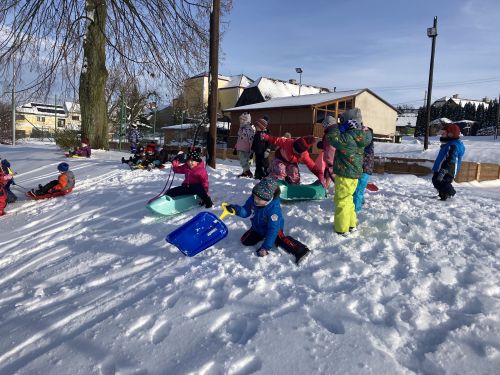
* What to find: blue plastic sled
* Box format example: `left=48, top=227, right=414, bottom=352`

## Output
left=166, top=204, right=235, bottom=256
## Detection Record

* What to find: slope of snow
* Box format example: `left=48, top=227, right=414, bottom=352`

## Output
left=0, top=142, right=499, bottom=375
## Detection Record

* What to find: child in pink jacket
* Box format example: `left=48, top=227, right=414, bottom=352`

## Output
left=166, top=147, right=213, bottom=208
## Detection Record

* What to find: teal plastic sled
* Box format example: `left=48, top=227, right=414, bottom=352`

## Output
left=146, top=194, right=201, bottom=216
left=278, top=180, right=327, bottom=201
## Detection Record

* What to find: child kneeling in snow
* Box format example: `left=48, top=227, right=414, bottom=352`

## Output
left=227, top=177, right=310, bottom=265
left=31, top=162, right=75, bottom=196
left=166, top=148, right=213, bottom=208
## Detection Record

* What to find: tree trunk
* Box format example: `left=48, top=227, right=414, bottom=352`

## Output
left=79, top=0, right=108, bottom=149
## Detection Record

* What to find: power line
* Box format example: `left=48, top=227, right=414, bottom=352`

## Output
left=372, top=77, right=500, bottom=92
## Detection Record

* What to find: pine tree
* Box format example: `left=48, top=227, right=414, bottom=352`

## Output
left=414, top=106, right=426, bottom=137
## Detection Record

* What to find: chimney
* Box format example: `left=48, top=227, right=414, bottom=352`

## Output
left=289, top=79, right=297, bottom=84
left=452, top=94, right=459, bottom=99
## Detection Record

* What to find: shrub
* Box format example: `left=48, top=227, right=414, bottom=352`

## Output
left=53, top=129, right=81, bottom=151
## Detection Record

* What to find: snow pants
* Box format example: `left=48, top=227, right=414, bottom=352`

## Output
left=254, top=153, right=269, bottom=180
left=238, top=151, right=253, bottom=173
left=432, top=172, right=456, bottom=198
left=0, top=187, right=6, bottom=216
left=166, top=184, right=211, bottom=206
left=240, top=228, right=309, bottom=261
left=270, top=158, right=300, bottom=184
left=353, top=172, right=370, bottom=212
left=333, top=176, right=358, bottom=233
left=35, top=180, right=58, bottom=195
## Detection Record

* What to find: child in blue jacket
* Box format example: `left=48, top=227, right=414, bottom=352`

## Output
left=227, top=177, right=310, bottom=264
left=432, top=123, right=465, bottom=201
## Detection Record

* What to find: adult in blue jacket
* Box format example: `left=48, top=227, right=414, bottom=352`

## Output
left=432, top=123, right=465, bottom=201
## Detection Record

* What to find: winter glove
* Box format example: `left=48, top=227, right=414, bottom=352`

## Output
left=436, top=169, right=447, bottom=182
left=260, top=132, right=269, bottom=141
left=225, top=204, right=237, bottom=214
left=171, top=159, right=180, bottom=168
left=264, top=149, right=270, bottom=158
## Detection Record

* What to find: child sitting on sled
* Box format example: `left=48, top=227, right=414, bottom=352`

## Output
left=30, top=162, right=75, bottom=197
left=166, top=147, right=213, bottom=208
left=68, top=138, right=91, bottom=158
left=226, top=177, right=311, bottom=264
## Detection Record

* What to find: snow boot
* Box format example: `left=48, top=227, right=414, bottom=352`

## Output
left=276, top=231, right=311, bottom=266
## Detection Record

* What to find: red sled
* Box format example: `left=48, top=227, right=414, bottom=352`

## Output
left=366, top=182, right=379, bottom=192
left=26, top=188, right=73, bottom=200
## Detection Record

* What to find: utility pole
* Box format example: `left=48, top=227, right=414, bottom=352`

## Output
left=495, top=93, right=500, bottom=140
left=54, top=94, right=58, bottom=132
left=424, top=16, right=438, bottom=150
left=207, top=0, right=220, bottom=168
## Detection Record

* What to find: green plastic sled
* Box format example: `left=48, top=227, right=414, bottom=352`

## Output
left=278, top=180, right=327, bottom=201
left=146, top=194, right=201, bottom=216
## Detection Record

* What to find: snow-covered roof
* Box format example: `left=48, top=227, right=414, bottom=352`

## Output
left=64, top=101, right=80, bottom=113
left=221, top=74, right=253, bottom=89
left=187, top=72, right=231, bottom=81
left=225, top=89, right=365, bottom=111
left=247, top=77, right=329, bottom=101
left=17, top=102, right=67, bottom=116
left=396, top=113, right=417, bottom=127
left=433, top=96, right=490, bottom=109
left=429, top=117, right=453, bottom=126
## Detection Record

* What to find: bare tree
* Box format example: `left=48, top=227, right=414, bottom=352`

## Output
left=0, top=0, right=232, bottom=148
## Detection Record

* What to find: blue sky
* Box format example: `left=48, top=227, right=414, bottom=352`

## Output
left=219, top=0, right=500, bottom=107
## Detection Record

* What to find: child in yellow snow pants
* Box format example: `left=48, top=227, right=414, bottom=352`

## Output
left=333, top=176, right=358, bottom=234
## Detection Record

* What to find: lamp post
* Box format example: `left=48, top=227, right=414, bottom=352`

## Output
left=424, top=16, right=438, bottom=150
left=295, top=67, right=303, bottom=96
left=147, top=91, right=159, bottom=142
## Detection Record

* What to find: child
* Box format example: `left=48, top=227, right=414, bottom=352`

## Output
left=68, top=138, right=91, bottom=158
left=31, top=162, right=75, bottom=196
left=0, top=167, right=13, bottom=216
left=158, top=144, right=171, bottom=164
left=127, top=124, right=142, bottom=153
left=316, top=115, right=337, bottom=188
left=326, top=108, right=372, bottom=235
left=353, top=127, right=374, bottom=212
left=251, top=116, right=271, bottom=180
left=1, top=158, right=17, bottom=203
left=143, top=142, right=161, bottom=170
left=227, top=177, right=311, bottom=264
left=166, top=147, right=213, bottom=208
left=432, top=123, right=465, bottom=200
left=263, top=133, right=324, bottom=186
left=234, top=112, right=255, bottom=178
left=121, top=145, right=145, bottom=167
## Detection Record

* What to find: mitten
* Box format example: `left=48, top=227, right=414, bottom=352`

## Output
left=437, top=169, right=447, bottom=182
left=226, top=204, right=237, bottom=214
left=339, top=121, right=349, bottom=133
left=260, top=132, right=269, bottom=141
left=171, top=159, right=180, bottom=167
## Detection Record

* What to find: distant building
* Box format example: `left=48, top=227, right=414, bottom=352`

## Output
left=432, top=94, right=490, bottom=109
left=16, top=101, right=81, bottom=136
left=234, top=77, right=330, bottom=107
left=225, top=89, right=398, bottom=147
left=396, top=108, right=418, bottom=134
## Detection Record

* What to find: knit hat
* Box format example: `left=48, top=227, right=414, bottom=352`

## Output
left=322, top=115, right=336, bottom=128
left=293, top=135, right=315, bottom=154
left=254, top=118, right=268, bottom=131
left=340, top=108, right=363, bottom=124
left=443, top=123, right=461, bottom=139
left=57, top=162, right=69, bottom=172
left=252, top=177, right=278, bottom=201
left=186, top=148, right=202, bottom=162
left=239, top=112, right=251, bottom=125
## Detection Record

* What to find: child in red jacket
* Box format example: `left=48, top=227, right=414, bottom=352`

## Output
left=166, top=148, right=213, bottom=208
left=0, top=168, right=13, bottom=215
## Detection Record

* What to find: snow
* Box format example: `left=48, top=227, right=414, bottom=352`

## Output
left=376, top=136, right=500, bottom=164
left=396, top=113, right=417, bottom=128
left=0, top=140, right=499, bottom=375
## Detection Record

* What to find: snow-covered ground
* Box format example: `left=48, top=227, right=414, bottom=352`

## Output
left=0, top=141, right=499, bottom=375
left=376, top=136, right=500, bottom=164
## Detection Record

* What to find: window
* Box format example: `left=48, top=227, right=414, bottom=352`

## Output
left=37, top=116, right=45, bottom=122
left=16, top=114, right=25, bottom=120
left=72, top=115, right=80, bottom=121
left=57, top=119, right=65, bottom=128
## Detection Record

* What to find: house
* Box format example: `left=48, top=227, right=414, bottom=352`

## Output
left=432, top=94, right=490, bottom=109
left=172, top=73, right=253, bottom=122
left=225, top=89, right=398, bottom=147
left=396, top=108, right=418, bottom=134
left=15, top=101, right=81, bottom=136
left=234, top=77, right=329, bottom=107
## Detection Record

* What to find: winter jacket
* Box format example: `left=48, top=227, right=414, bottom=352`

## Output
left=432, top=138, right=465, bottom=177
left=326, top=126, right=372, bottom=179
left=1, top=159, right=14, bottom=191
left=53, top=171, right=76, bottom=192
left=264, top=134, right=322, bottom=180
left=75, top=145, right=91, bottom=157
left=234, top=196, right=284, bottom=250
left=235, top=123, right=255, bottom=153
left=362, top=136, right=375, bottom=175
left=173, top=160, right=209, bottom=193
left=251, top=129, right=270, bottom=156
left=127, top=128, right=142, bottom=144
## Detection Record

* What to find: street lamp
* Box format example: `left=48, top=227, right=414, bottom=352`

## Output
left=147, top=91, right=159, bottom=142
left=424, top=16, right=438, bottom=150
left=295, top=67, right=303, bottom=96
